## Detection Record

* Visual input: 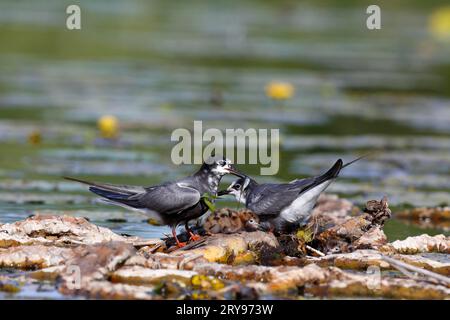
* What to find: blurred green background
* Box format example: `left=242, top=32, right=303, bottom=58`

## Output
left=0, top=0, right=450, bottom=242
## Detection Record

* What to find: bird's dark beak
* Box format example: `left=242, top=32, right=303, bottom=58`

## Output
left=217, top=189, right=230, bottom=196
left=226, top=166, right=246, bottom=178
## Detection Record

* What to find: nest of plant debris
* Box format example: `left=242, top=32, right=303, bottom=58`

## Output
left=0, top=195, right=449, bottom=300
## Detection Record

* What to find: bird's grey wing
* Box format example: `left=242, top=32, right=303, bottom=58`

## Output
left=287, top=177, right=316, bottom=190
left=246, top=184, right=300, bottom=216
left=248, top=160, right=343, bottom=216
left=136, top=182, right=201, bottom=215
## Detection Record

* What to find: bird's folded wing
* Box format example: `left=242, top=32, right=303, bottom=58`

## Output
left=247, top=177, right=326, bottom=215
left=248, top=160, right=343, bottom=216
left=137, top=182, right=201, bottom=215
left=247, top=184, right=299, bottom=216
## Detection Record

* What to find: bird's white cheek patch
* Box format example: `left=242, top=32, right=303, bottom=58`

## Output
left=280, top=180, right=333, bottom=223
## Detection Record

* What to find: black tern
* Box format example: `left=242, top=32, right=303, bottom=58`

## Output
left=65, top=156, right=244, bottom=247
left=218, top=157, right=363, bottom=233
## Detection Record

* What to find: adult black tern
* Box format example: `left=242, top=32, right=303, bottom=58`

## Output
left=218, top=157, right=363, bottom=233
left=65, top=156, right=244, bottom=247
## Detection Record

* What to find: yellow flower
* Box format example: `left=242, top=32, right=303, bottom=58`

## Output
left=265, top=81, right=295, bottom=100
left=97, top=115, right=119, bottom=139
left=429, top=6, right=450, bottom=39
left=28, top=130, right=42, bottom=145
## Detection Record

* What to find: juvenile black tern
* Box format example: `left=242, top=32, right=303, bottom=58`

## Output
left=65, top=156, right=244, bottom=247
left=218, top=157, right=363, bottom=233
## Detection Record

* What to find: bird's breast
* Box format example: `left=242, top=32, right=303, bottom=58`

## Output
left=207, top=175, right=219, bottom=192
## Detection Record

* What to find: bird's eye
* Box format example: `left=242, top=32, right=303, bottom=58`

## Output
left=218, top=160, right=226, bottom=166
left=233, top=184, right=241, bottom=190
left=249, top=219, right=255, bottom=223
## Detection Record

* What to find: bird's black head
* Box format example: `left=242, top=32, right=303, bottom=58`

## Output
left=200, top=155, right=244, bottom=178
left=218, top=176, right=255, bottom=203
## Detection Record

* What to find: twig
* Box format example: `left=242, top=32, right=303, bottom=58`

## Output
left=131, top=239, right=164, bottom=249
left=306, top=245, right=325, bottom=257
left=166, top=238, right=208, bottom=253
left=178, top=253, right=204, bottom=269
left=381, top=255, right=450, bottom=287
left=179, top=238, right=207, bottom=251
left=149, top=243, right=163, bottom=253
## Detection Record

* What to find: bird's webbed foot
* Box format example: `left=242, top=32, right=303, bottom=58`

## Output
left=176, top=240, right=187, bottom=248
left=188, top=232, right=202, bottom=242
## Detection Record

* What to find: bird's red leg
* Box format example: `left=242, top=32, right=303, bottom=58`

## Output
left=172, top=226, right=186, bottom=248
left=185, top=222, right=201, bottom=242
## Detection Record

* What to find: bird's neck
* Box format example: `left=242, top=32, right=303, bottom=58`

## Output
left=247, top=179, right=258, bottom=189
left=194, top=168, right=222, bottom=194
left=242, top=179, right=258, bottom=203
left=237, top=193, right=247, bottom=205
